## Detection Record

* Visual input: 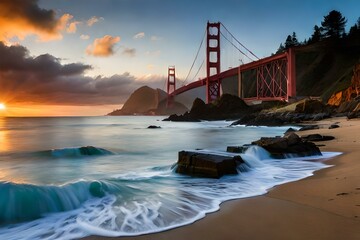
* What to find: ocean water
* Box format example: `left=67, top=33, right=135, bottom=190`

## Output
left=0, top=116, right=341, bottom=239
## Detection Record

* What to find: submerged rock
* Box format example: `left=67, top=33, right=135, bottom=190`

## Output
left=176, top=151, right=244, bottom=178
left=147, top=125, right=161, bottom=129
left=251, top=133, right=322, bottom=158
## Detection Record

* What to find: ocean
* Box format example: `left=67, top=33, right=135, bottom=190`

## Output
left=0, top=116, right=340, bottom=239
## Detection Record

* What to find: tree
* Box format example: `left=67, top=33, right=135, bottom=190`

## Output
left=309, top=25, right=323, bottom=43
left=321, top=10, right=347, bottom=38
left=276, top=43, right=285, bottom=53
left=291, top=32, right=299, bottom=46
left=284, top=32, right=299, bottom=48
left=348, top=17, right=360, bottom=39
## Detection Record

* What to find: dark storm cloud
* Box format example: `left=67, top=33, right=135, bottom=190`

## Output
left=0, top=42, right=166, bottom=105
left=0, top=0, right=58, bottom=30
left=0, top=0, right=72, bottom=41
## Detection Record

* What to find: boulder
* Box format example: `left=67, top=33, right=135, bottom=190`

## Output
left=302, top=134, right=335, bottom=142
left=251, top=133, right=322, bottom=158
left=329, top=124, right=340, bottom=129
left=176, top=151, right=244, bottom=178
left=295, top=99, right=327, bottom=114
left=298, top=125, right=320, bottom=131
left=226, top=146, right=248, bottom=153
left=147, top=125, right=161, bottom=129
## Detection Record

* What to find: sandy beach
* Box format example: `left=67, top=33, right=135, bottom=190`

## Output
left=86, top=117, right=360, bottom=240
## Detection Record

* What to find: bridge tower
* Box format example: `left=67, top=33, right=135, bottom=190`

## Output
left=206, top=22, right=221, bottom=103
left=167, top=66, right=176, bottom=107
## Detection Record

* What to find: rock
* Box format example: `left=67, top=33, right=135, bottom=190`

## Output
left=176, top=151, right=244, bottom=178
left=302, top=134, right=335, bottom=142
left=284, top=127, right=297, bottom=135
left=295, top=99, right=326, bottom=114
left=329, top=124, right=340, bottom=129
left=226, top=146, right=248, bottom=153
left=164, top=94, right=250, bottom=121
left=163, top=113, right=201, bottom=122
left=147, top=125, right=161, bottom=129
left=251, top=133, right=322, bottom=158
left=298, top=125, right=320, bottom=131
left=312, top=112, right=331, bottom=121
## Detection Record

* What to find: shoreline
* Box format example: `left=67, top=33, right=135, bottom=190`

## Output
left=85, top=117, right=360, bottom=240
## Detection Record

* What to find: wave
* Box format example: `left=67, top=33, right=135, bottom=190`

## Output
left=0, top=147, right=342, bottom=240
left=40, top=146, right=114, bottom=158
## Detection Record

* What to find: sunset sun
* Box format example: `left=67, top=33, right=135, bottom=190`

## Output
left=0, top=103, right=6, bottom=110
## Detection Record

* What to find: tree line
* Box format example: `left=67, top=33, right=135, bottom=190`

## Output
left=277, top=10, right=360, bottom=53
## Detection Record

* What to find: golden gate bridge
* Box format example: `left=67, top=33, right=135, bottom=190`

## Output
left=166, top=21, right=296, bottom=106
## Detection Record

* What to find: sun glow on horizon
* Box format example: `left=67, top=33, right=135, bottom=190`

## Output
left=0, top=103, right=6, bottom=110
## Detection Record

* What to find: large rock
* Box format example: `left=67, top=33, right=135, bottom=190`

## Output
left=295, top=99, right=327, bottom=114
left=251, top=133, right=322, bottom=158
left=176, top=151, right=244, bottom=178
left=164, top=94, right=250, bottom=121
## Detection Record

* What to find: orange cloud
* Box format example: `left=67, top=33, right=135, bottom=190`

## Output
left=0, top=0, right=72, bottom=42
left=86, top=35, right=120, bottom=57
left=67, top=20, right=82, bottom=33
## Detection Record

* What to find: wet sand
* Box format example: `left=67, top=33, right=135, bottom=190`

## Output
left=85, top=117, right=360, bottom=240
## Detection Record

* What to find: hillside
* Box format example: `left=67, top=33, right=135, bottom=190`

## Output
left=295, top=37, right=360, bottom=101
left=108, top=86, right=188, bottom=116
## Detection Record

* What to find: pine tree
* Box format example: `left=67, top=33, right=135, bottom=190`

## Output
left=309, top=25, right=323, bottom=43
left=276, top=43, right=285, bottom=53
left=321, top=10, right=347, bottom=38
left=291, top=32, right=299, bottom=46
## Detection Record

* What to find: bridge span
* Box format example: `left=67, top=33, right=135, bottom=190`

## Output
left=167, top=22, right=296, bottom=106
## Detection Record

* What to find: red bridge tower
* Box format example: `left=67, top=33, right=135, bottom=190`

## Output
left=206, top=22, right=221, bottom=103
left=166, top=66, right=176, bottom=107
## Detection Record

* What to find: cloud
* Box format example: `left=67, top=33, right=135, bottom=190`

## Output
left=0, top=42, right=166, bottom=105
left=80, top=34, right=90, bottom=40
left=87, top=16, right=103, bottom=26
left=122, top=47, right=136, bottom=57
left=67, top=21, right=82, bottom=33
left=150, top=36, right=163, bottom=41
left=145, top=50, right=161, bottom=57
left=86, top=35, right=120, bottom=57
left=147, top=64, right=155, bottom=70
left=133, top=32, right=145, bottom=39
left=0, top=0, right=72, bottom=42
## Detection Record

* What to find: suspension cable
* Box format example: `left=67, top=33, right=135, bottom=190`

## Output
left=182, top=29, right=206, bottom=85
left=220, top=22, right=260, bottom=60
left=220, top=31, right=254, bottom=62
left=190, top=59, right=205, bottom=83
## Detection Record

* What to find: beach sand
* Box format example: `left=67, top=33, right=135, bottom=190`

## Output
left=86, top=117, right=360, bottom=240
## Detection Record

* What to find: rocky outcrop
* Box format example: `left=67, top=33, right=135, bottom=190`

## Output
left=164, top=94, right=250, bottom=121
left=328, top=64, right=360, bottom=107
left=176, top=151, right=244, bottom=178
left=108, top=86, right=188, bottom=116
left=295, top=99, right=328, bottom=114
left=251, top=133, right=322, bottom=158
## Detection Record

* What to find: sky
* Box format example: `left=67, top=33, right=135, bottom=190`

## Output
left=0, top=0, right=359, bottom=116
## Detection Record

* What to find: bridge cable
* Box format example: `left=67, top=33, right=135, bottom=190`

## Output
left=190, top=59, right=205, bottom=83
left=220, top=22, right=260, bottom=60
left=219, top=31, right=255, bottom=62
left=182, top=29, right=207, bottom=86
